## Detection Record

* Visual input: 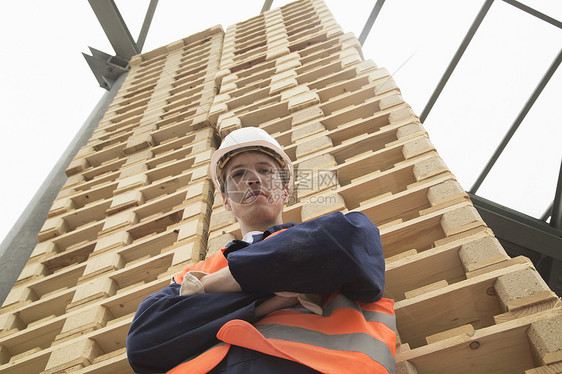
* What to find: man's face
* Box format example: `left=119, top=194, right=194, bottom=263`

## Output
left=222, top=151, right=288, bottom=225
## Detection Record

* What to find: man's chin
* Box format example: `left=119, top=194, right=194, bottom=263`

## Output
left=242, top=208, right=281, bottom=225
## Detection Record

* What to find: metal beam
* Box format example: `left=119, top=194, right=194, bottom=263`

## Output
left=420, top=0, right=494, bottom=123
left=470, top=48, right=562, bottom=193
left=502, top=0, right=562, bottom=30
left=83, top=47, right=129, bottom=90
left=88, top=0, right=139, bottom=59
left=358, top=0, right=385, bottom=46
left=541, top=201, right=553, bottom=222
left=470, top=192, right=562, bottom=297
left=261, top=0, right=274, bottom=14
left=136, top=0, right=159, bottom=52
left=548, top=259, right=562, bottom=298
left=551, top=159, right=562, bottom=229
left=0, top=73, right=128, bottom=306
left=469, top=193, right=562, bottom=262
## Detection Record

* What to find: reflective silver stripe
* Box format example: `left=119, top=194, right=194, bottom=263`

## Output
left=324, top=295, right=397, bottom=332
left=363, top=310, right=397, bottom=332
left=256, top=323, right=395, bottom=374
left=323, top=294, right=361, bottom=315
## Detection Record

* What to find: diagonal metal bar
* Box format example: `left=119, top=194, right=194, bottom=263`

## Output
left=358, top=0, right=385, bottom=46
left=502, top=0, right=562, bottom=29
left=541, top=201, right=553, bottom=222
left=89, top=0, right=139, bottom=59
left=0, top=73, right=128, bottom=305
left=470, top=192, right=562, bottom=296
left=470, top=48, right=562, bottom=194
left=420, top=0, right=494, bottom=123
left=261, top=0, right=274, bottom=14
left=551, top=158, right=562, bottom=229
left=136, top=0, right=159, bottom=52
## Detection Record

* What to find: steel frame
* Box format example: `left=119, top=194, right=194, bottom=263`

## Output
left=470, top=49, right=562, bottom=194
left=261, top=0, right=274, bottom=14
left=0, top=73, right=128, bottom=305
left=5, top=0, right=560, bottom=302
left=84, top=0, right=159, bottom=90
left=419, top=0, right=494, bottom=123
left=469, top=193, right=562, bottom=296
left=358, top=0, right=385, bottom=46
left=357, top=0, right=562, bottom=295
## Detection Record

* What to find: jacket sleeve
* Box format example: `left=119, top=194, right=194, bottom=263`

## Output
left=227, top=211, right=385, bottom=303
left=126, top=283, right=269, bottom=373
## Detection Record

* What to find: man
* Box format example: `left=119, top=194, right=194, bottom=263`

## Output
left=126, top=127, right=396, bottom=373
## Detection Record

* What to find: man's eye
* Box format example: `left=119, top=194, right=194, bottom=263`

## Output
left=260, top=169, right=273, bottom=174
left=231, top=171, right=243, bottom=178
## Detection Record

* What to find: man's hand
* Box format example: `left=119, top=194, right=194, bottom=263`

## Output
left=199, top=267, right=298, bottom=316
left=200, top=266, right=243, bottom=293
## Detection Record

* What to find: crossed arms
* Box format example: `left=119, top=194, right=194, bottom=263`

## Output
left=126, top=211, right=385, bottom=373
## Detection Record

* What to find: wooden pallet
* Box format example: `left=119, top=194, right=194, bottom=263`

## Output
left=2, top=1, right=560, bottom=373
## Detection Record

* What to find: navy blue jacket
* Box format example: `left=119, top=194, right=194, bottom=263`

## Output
left=126, top=211, right=385, bottom=373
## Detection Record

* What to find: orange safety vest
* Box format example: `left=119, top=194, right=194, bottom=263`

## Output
left=170, top=230, right=396, bottom=374
left=172, top=229, right=287, bottom=285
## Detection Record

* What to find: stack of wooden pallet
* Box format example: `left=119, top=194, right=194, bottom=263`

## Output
left=1, top=0, right=560, bottom=373
left=206, top=3, right=562, bottom=372
left=0, top=26, right=223, bottom=373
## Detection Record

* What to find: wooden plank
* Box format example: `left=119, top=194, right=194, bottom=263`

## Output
left=27, top=263, right=85, bottom=299
left=67, top=182, right=118, bottom=210
left=68, top=277, right=117, bottom=311
left=384, top=231, right=490, bottom=301
left=339, top=166, right=418, bottom=211
left=394, top=262, right=532, bottom=349
left=110, top=252, right=174, bottom=290
left=525, top=362, right=562, bottom=374
left=17, top=288, right=74, bottom=327
left=82, top=349, right=134, bottom=374
left=300, top=192, right=347, bottom=221
left=385, top=249, right=418, bottom=265
left=425, top=323, right=474, bottom=345
left=507, top=291, right=559, bottom=313
left=126, top=207, right=185, bottom=242
left=295, top=134, right=333, bottom=159
left=43, top=338, right=103, bottom=374
left=106, top=190, right=145, bottom=216
left=353, top=175, right=456, bottom=225
left=405, top=280, right=449, bottom=299
left=8, top=347, right=42, bottom=363
left=494, top=298, right=560, bottom=324
left=398, top=308, right=562, bottom=374
left=0, top=279, right=163, bottom=373
left=209, top=208, right=237, bottom=232
left=0, top=349, right=50, bottom=373
left=0, top=318, right=65, bottom=359
left=119, top=229, right=178, bottom=264
left=54, top=305, right=113, bottom=344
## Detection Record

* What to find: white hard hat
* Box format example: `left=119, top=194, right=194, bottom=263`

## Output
left=210, top=127, right=294, bottom=193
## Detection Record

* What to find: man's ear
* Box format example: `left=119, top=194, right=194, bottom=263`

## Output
left=222, top=193, right=232, bottom=211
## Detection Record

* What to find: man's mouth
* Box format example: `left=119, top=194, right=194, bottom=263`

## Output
left=243, top=189, right=268, bottom=202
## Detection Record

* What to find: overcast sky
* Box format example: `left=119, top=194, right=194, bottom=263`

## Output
left=1, top=0, right=561, bottom=242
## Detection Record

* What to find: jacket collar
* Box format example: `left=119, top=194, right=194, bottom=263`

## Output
left=223, top=222, right=295, bottom=258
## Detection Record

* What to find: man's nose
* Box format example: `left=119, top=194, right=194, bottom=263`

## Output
left=243, top=169, right=261, bottom=185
